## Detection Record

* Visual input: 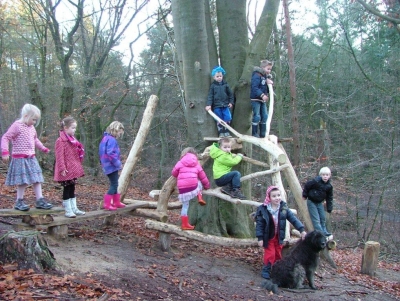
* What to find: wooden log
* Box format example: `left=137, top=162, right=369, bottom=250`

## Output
left=28, top=202, right=150, bottom=229
left=145, top=220, right=298, bottom=248
left=361, top=241, right=380, bottom=276
left=129, top=208, right=168, bottom=222
left=202, top=188, right=261, bottom=207
left=47, top=225, right=69, bottom=239
left=277, top=143, right=313, bottom=231
left=118, top=95, right=159, bottom=201
left=123, top=199, right=183, bottom=210
left=22, top=214, right=54, bottom=226
left=206, top=110, right=286, bottom=163
left=265, top=83, right=274, bottom=137
left=0, top=207, right=64, bottom=216
left=0, top=230, right=56, bottom=272
left=240, top=164, right=289, bottom=182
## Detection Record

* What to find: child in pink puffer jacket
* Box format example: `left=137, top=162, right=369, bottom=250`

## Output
left=171, top=147, right=210, bottom=230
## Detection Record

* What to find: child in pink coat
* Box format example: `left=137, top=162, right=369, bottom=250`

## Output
left=171, top=147, right=210, bottom=230
left=54, top=116, right=85, bottom=218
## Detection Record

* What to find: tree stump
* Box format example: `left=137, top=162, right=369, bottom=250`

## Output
left=0, top=230, right=56, bottom=272
left=361, top=241, right=380, bottom=276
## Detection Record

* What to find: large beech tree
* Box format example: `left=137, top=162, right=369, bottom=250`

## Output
left=171, top=0, right=280, bottom=237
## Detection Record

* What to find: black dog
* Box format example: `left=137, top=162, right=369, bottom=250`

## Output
left=269, top=230, right=326, bottom=290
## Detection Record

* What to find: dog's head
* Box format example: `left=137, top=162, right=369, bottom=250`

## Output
left=304, top=230, right=326, bottom=252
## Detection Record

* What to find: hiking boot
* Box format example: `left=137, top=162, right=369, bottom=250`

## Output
left=35, top=198, right=53, bottom=209
left=230, top=188, right=246, bottom=200
left=15, top=199, right=30, bottom=211
left=221, top=185, right=232, bottom=195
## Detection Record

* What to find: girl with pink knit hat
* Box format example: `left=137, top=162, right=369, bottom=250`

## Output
left=255, top=186, right=307, bottom=279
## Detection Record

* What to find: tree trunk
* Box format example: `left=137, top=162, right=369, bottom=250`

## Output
left=283, top=0, right=300, bottom=172
left=0, top=231, right=56, bottom=272
left=361, top=241, right=380, bottom=276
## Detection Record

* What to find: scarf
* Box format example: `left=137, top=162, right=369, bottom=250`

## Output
left=263, top=185, right=279, bottom=206
left=64, top=131, right=85, bottom=162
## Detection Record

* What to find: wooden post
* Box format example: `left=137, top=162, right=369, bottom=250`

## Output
left=361, top=241, right=380, bottom=276
left=118, top=95, right=159, bottom=201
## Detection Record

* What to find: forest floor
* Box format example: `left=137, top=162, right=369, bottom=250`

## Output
left=0, top=171, right=400, bottom=301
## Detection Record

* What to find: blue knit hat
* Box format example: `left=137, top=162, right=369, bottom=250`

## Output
left=211, top=66, right=226, bottom=76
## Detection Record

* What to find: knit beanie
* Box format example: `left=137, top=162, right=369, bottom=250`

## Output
left=263, top=185, right=279, bottom=206
left=211, top=66, right=226, bottom=76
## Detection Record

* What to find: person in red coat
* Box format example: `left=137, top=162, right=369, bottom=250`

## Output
left=54, top=116, right=85, bottom=218
left=171, top=147, right=210, bottom=230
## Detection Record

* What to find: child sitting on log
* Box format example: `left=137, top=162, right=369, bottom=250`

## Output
left=209, top=138, right=246, bottom=200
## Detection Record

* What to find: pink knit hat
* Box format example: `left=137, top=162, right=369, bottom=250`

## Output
left=264, top=186, right=280, bottom=206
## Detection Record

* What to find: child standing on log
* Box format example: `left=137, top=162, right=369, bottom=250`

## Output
left=255, top=186, right=307, bottom=279
left=302, top=166, right=333, bottom=237
left=54, top=116, right=85, bottom=218
left=250, top=60, right=274, bottom=138
left=209, top=138, right=246, bottom=200
left=99, top=121, right=126, bottom=211
left=1, top=104, right=53, bottom=211
left=171, top=147, right=210, bottom=230
left=205, top=66, right=234, bottom=138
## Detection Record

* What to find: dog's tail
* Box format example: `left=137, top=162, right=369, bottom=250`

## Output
left=260, top=279, right=278, bottom=294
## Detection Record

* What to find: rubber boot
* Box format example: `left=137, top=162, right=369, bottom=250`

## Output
left=70, top=197, right=85, bottom=215
left=197, top=192, right=206, bottom=206
left=261, top=263, right=272, bottom=279
left=252, top=124, right=259, bottom=137
left=259, top=123, right=267, bottom=138
left=63, top=199, right=76, bottom=218
left=181, top=216, right=195, bottom=230
left=103, top=194, right=117, bottom=211
left=113, top=193, right=126, bottom=208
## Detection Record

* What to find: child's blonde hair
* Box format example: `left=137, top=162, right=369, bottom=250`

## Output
left=106, top=121, right=124, bottom=137
left=180, top=147, right=197, bottom=158
left=218, top=137, right=231, bottom=146
left=260, top=60, right=273, bottom=68
left=319, top=167, right=331, bottom=175
left=20, top=103, right=41, bottom=126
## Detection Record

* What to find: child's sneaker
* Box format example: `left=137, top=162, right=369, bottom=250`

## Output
left=221, top=185, right=232, bottom=195
left=35, top=198, right=53, bottom=209
left=224, top=132, right=232, bottom=137
left=230, top=188, right=246, bottom=200
left=15, top=199, right=30, bottom=211
left=219, top=132, right=225, bottom=138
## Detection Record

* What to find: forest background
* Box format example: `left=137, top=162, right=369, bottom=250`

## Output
left=0, top=0, right=399, bottom=261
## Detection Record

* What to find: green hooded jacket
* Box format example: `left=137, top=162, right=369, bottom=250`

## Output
left=209, top=143, right=242, bottom=179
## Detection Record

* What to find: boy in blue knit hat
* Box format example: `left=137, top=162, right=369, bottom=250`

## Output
left=205, top=66, right=234, bottom=138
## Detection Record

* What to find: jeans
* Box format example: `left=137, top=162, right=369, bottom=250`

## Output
left=107, top=171, right=119, bottom=194
left=251, top=101, right=268, bottom=125
left=307, top=199, right=326, bottom=233
left=215, top=171, right=241, bottom=189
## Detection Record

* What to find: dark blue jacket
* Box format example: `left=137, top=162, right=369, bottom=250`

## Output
left=255, top=201, right=305, bottom=248
left=98, top=133, right=122, bottom=175
left=206, top=80, right=234, bottom=108
left=250, top=66, right=269, bottom=100
left=302, top=176, right=333, bottom=213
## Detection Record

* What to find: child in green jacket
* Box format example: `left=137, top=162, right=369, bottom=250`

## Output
left=209, top=138, right=246, bottom=200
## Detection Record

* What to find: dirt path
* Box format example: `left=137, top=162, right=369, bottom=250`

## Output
left=45, top=225, right=399, bottom=301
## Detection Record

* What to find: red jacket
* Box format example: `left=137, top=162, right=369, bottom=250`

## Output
left=171, top=153, right=210, bottom=194
left=54, top=131, right=85, bottom=182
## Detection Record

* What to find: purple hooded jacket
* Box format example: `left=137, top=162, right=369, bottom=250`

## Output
left=99, top=133, right=122, bottom=175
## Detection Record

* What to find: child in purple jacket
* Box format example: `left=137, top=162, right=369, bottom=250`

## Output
left=99, top=121, right=125, bottom=210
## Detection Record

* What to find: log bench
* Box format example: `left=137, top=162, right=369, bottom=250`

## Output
left=0, top=207, right=65, bottom=226
left=2, top=199, right=179, bottom=239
